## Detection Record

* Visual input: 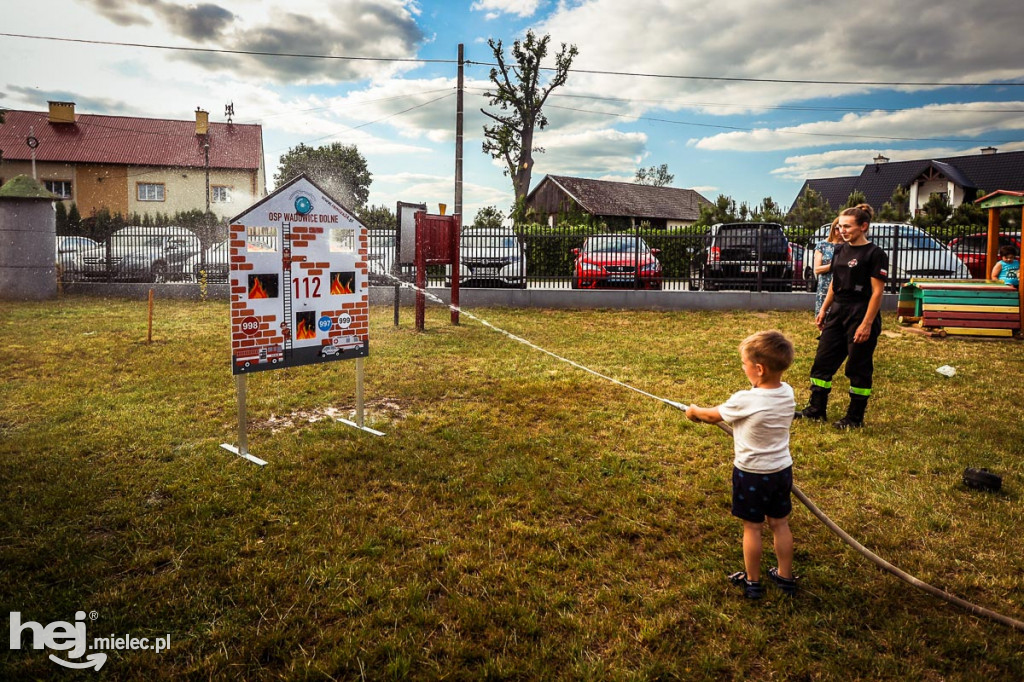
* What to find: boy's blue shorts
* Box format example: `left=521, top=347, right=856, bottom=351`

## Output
left=732, top=465, right=793, bottom=523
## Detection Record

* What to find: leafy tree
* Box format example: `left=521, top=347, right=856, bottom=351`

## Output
left=843, top=190, right=868, bottom=209
left=788, top=188, right=832, bottom=232
left=949, top=194, right=987, bottom=229
left=481, top=30, right=578, bottom=216
left=473, top=205, right=505, bottom=230
left=67, top=203, right=82, bottom=235
left=753, top=196, right=785, bottom=223
left=634, top=163, right=674, bottom=187
left=275, top=142, right=372, bottom=211
left=695, top=194, right=738, bottom=227
left=912, top=192, right=952, bottom=232
left=55, top=201, right=68, bottom=234
left=358, top=204, right=396, bottom=231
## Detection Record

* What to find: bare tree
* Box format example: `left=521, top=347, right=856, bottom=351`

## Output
left=481, top=31, right=578, bottom=217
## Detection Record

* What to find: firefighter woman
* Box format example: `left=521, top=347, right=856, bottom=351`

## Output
left=796, top=204, right=888, bottom=429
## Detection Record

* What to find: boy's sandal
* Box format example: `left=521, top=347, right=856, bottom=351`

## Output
left=767, top=566, right=799, bottom=596
left=727, top=571, right=763, bottom=600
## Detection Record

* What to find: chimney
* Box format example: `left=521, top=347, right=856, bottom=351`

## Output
left=873, top=154, right=889, bottom=164
left=980, top=146, right=997, bottom=155
left=195, top=108, right=209, bottom=136
left=48, top=101, right=76, bottom=124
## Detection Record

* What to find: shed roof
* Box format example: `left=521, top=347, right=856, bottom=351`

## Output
left=0, top=109, right=262, bottom=171
left=531, top=175, right=712, bottom=220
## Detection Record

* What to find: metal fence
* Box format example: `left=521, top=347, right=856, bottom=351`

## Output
left=57, top=221, right=996, bottom=294
left=365, top=221, right=986, bottom=293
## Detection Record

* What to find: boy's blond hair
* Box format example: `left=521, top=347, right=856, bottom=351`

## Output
left=739, top=330, right=794, bottom=374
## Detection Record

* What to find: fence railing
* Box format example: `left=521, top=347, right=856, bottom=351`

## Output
left=58, top=222, right=992, bottom=294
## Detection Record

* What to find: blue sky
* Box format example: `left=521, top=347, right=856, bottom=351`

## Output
left=3, top=0, right=1023, bottom=219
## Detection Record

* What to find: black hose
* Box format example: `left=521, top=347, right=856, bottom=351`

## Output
left=707, top=420, right=1024, bottom=632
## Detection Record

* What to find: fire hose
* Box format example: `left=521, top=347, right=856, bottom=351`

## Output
left=672, top=407, right=1024, bottom=633
left=387, top=274, right=1024, bottom=632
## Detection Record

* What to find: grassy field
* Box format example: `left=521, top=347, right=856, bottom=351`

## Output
left=1, top=296, right=1023, bottom=680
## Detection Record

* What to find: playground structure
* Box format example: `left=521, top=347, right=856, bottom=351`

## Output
left=897, top=280, right=1020, bottom=337
left=898, top=190, right=1023, bottom=339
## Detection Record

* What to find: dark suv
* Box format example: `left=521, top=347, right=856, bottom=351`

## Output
left=690, top=222, right=793, bottom=291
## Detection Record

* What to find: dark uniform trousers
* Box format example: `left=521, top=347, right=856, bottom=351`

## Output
left=809, top=299, right=881, bottom=398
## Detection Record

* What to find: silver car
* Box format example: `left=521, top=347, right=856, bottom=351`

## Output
left=803, top=222, right=969, bottom=290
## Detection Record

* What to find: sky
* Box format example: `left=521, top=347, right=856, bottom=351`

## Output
left=2, top=0, right=1023, bottom=221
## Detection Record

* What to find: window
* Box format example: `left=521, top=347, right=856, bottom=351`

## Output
left=45, top=180, right=73, bottom=199
left=211, top=185, right=231, bottom=203
left=137, top=183, right=165, bottom=202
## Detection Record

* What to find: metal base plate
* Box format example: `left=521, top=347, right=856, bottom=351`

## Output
left=335, top=418, right=386, bottom=436
left=220, top=443, right=268, bottom=466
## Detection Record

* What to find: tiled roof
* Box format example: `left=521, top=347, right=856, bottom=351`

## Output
left=536, top=175, right=712, bottom=220
left=0, top=109, right=262, bottom=170
left=798, top=176, right=860, bottom=211
left=792, top=150, right=1024, bottom=212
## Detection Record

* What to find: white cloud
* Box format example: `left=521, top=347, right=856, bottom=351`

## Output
left=471, top=0, right=542, bottom=18
left=770, top=142, right=1024, bottom=182
left=690, top=102, right=1024, bottom=152
left=537, top=0, right=1024, bottom=110
left=370, top=172, right=511, bottom=217
left=531, top=128, right=648, bottom=177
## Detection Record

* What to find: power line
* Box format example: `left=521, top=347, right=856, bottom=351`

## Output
left=538, top=91, right=1024, bottom=115
left=466, top=60, right=1024, bottom=88
left=6, top=32, right=1022, bottom=88
left=0, top=32, right=453, bottom=65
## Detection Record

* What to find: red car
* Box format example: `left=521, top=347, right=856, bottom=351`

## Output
left=572, top=234, right=662, bottom=289
left=947, top=232, right=1021, bottom=279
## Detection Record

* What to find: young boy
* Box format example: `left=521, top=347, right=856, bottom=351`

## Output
left=685, top=330, right=798, bottom=599
left=991, top=244, right=1019, bottom=287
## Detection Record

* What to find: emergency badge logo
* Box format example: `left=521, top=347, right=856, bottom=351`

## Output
left=289, top=189, right=315, bottom=215
left=8, top=610, right=172, bottom=671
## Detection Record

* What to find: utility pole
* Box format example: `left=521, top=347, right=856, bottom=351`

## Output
left=455, top=43, right=464, bottom=217
left=204, top=141, right=211, bottom=215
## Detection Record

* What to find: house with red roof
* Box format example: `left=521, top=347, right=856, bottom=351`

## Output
left=0, top=101, right=265, bottom=219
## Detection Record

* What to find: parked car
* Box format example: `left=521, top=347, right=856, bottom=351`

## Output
left=690, top=223, right=793, bottom=291
left=802, top=223, right=970, bottom=291
left=55, top=236, right=99, bottom=279
left=80, top=226, right=201, bottom=282
left=571, top=234, right=662, bottom=290
left=447, top=228, right=527, bottom=288
left=187, top=241, right=229, bottom=283
left=947, top=231, right=1022, bottom=279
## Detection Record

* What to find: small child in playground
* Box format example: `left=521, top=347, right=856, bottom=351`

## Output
left=991, top=244, right=1019, bottom=287
left=685, top=330, right=798, bottom=599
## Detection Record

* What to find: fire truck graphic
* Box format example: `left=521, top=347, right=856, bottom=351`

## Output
left=235, top=344, right=284, bottom=369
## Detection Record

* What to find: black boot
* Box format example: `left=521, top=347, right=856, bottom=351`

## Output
left=834, top=395, right=868, bottom=429
left=795, top=387, right=829, bottom=421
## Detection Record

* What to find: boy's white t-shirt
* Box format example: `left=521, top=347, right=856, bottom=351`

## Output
left=717, top=383, right=795, bottom=474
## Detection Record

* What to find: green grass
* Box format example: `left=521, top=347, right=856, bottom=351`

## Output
left=1, top=296, right=1023, bottom=680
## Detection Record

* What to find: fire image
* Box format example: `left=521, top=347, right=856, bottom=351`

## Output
left=330, top=271, right=355, bottom=295
left=248, top=274, right=278, bottom=299
left=295, top=311, right=317, bottom=340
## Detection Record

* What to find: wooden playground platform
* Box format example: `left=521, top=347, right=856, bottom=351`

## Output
left=897, top=279, right=1021, bottom=338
